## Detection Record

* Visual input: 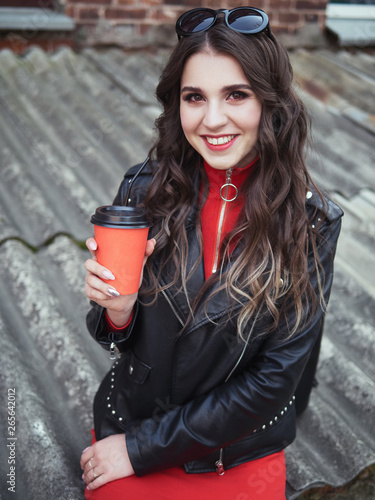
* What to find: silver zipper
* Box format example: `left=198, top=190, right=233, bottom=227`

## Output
left=215, top=448, right=225, bottom=475
left=212, top=168, right=241, bottom=475
left=109, top=341, right=120, bottom=360
left=212, top=168, right=238, bottom=273
left=212, top=194, right=228, bottom=273
left=212, top=169, right=235, bottom=475
left=214, top=308, right=261, bottom=475
left=166, top=171, right=241, bottom=475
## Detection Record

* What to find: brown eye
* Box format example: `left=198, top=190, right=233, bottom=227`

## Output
left=229, top=91, right=248, bottom=100
left=186, top=93, right=204, bottom=102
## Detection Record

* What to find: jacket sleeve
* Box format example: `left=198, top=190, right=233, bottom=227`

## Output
left=85, top=163, right=151, bottom=350
left=125, top=208, right=343, bottom=476
left=86, top=300, right=138, bottom=352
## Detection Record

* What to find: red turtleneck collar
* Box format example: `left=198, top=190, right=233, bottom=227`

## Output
left=203, top=157, right=258, bottom=188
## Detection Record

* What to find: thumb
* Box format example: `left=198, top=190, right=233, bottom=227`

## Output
left=139, top=239, right=156, bottom=287
left=86, top=237, right=98, bottom=261
left=145, top=238, right=156, bottom=259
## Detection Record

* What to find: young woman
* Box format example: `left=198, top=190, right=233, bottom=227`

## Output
left=81, top=7, right=343, bottom=499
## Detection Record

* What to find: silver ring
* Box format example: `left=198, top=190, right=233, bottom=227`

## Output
left=220, top=183, right=238, bottom=202
left=93, top=470, right=99, bottom=479
left=88, top=458, right=94, bottom=469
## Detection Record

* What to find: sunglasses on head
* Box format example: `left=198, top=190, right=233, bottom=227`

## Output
left=176, top=7, right=272, bottom=40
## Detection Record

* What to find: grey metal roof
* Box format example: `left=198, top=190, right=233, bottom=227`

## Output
left=0, top=46, right=374, bottom=500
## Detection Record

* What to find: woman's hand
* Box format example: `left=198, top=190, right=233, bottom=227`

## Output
left=81, top=434, right=134, bottom=491
left=84, top=236, right=156, bottom=327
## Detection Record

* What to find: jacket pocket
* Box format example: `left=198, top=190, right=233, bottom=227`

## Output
left=94, top=350, right=152, bottom=439
left=127, top=350, right=152, bottom=385
left=184, top=400, right=296, bottom=474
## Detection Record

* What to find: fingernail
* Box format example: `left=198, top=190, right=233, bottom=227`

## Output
left=82, top=446, right=91, bottom=453
left=82, top=473, right=85, bottom=481
left=88, top=241, right=97, bottom=251
left=86, top=486, right=90, bottom=491
left=108, top=287, right=120, bottom=297
left=103, top=270, right=115, bottom=280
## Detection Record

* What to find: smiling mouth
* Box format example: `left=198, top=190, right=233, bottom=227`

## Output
left=205, top=135, right=236, bottom=146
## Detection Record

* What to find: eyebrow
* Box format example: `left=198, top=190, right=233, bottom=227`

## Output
left=180, top=86, right=202, bottom=95
left=180, top=84, right=253, bottom=95
left=222, top=84, right=253, bottom=93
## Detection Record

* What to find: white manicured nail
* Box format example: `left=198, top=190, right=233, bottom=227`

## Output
left=103, top=270, right=115, bottom=280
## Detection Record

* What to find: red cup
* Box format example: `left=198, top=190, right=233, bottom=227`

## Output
left=91, top=206, right=152, bottom=295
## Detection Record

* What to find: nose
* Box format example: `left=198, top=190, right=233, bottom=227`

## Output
left=202, top=100, right=228, bottom=130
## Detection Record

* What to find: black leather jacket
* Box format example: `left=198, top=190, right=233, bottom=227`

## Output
left=87, top=162, right=343, bottom=477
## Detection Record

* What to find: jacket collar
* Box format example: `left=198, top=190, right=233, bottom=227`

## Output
left=151, top=223, right=246, bottom=336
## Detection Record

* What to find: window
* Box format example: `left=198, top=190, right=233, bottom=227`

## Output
left=0, top=1, right=54, bottom=7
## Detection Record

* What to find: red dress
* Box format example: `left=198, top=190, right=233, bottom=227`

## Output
left=86, top=430, right=286, bottom=500
left=85, top=160, right=286, bottom=499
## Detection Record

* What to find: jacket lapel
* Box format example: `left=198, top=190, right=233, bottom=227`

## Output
left=154, top=226, right=246, bottom=335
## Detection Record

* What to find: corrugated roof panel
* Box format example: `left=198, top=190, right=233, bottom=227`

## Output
left=286, top=185, right=375, bottom=498
left=0, top=47, right=162, bottom=247
left=291, top=48, right=375, bottom=136
left=293, top=84, right=375, bottom=196
left=0, top=46, right=374, bottom=499
left=0, top=236, right=109, bottom=498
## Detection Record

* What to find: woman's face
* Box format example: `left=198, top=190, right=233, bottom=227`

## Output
left=180, top=50, right=262, bottom=171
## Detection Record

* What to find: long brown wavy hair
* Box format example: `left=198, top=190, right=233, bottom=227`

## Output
left=141, top=21, right=326, bottom=340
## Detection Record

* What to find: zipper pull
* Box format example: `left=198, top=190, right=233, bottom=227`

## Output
left=110, top=342, right=119, bottom=360
left=219, top=168, right=238, bottom=202
left=226, top=167, right=233, bottom=182
left=215, top=459, right=225, bottom=476
left=215, top=449, right=225, bottom=475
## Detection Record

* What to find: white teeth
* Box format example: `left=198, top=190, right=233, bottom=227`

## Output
left=206, top=135, right=235, bottom=145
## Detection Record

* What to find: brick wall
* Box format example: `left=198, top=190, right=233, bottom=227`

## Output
left=0, top=0, right=329, bottom=52
left=65, top=0, right=329, bottom=40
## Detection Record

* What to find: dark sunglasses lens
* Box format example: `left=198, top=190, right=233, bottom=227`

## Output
left=228, top=9, right=264, bottom=32
left=179, top=11, right=215, bottom=33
